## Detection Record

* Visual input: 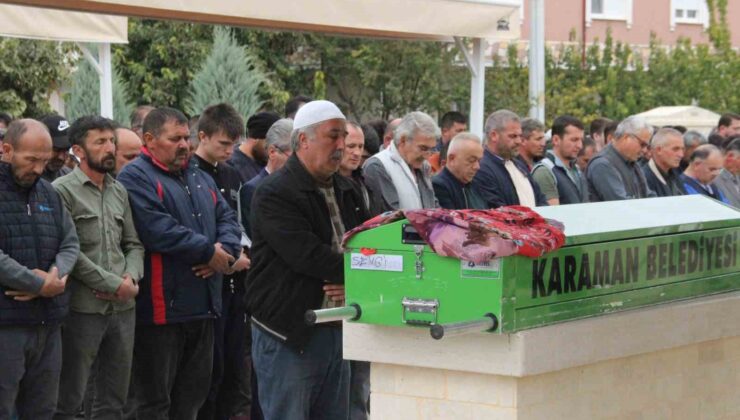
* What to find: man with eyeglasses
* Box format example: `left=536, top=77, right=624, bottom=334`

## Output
left=363, top=111, right=439, bottom=212
left=472, top=109, right=547, bottom=208
left=587, top=115, right=656, bottom=202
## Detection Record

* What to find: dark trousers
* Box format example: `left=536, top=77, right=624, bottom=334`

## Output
left=198, top=285, right=249, bottom=420
left=133, top=319, right=214, bottom=420
left=0, top=324, right=62, bottom=420
left=54, top=309, right=135, bottom=420
left=349, top=361, right=370, bottom=420
left=251, top=325, right=349, bottom=420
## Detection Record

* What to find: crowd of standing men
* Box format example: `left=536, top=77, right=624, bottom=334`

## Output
left=0, top=99, right=738, bottom=420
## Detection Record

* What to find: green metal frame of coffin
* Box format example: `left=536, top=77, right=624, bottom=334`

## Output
left=343, top=195, right=740, bottom=333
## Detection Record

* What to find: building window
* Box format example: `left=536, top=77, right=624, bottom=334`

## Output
left=671, top=0, right=708, bottom=30
left=586, top=0, right=633, bottom=28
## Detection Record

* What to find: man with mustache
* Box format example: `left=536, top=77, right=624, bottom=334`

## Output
left=246, top=100, right=369, bottom=420
left=363, top=111, right=439, bottom=212
left=117, top=107, right=242, bottom=419
left=641, top=127, right=686, bottom=197
left=472, top=109, right=547, bottom=208
left=516, top=118, right=546, bottom=171
left=41, top=115, right=73, bottom=182
left=0, top=119, right=80, bottom=419
left=51, top=116, right=145, bottom=419
left=228, top=112, right=280, bottom=183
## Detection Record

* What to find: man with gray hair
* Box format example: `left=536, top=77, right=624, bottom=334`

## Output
left=246, top=100, right=369, bottom=420
left=715, top=138, right=740, bottom=207
left=363, top=111, right=439, bottom=212
left=587, top=115, right=655, bottom=202
left=680, top=144, right=730, bottom=204
left=432, top=132, right=487, bottom=209
left=472, top=109, right=547, bottom=208
left=641, top=127, right=686, bottom=197
left=680, top=130, right=707, bottom=172
left=240, top=118, right=294, bottom=236
left=515, top=117, right=546, bottom=171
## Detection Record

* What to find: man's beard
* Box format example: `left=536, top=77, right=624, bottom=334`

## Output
left=88, top=153, right=116, bottom=174
left=253, top=141, right=268, bottom=166
left=45, top=157, right=65, bottom=173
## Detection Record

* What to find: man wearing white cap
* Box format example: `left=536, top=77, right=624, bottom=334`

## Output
left=245, top=100, right=370, bottom=420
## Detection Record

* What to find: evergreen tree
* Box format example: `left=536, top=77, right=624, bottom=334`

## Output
left=65, top=59, right=134, bottom=125
left=187, top=26, right=266, bottom=118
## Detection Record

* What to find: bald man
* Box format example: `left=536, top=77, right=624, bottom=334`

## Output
left=115, top=127, right=143, bottom=175
left=0, top=119, right=80, bottom=419
left=680, top=144, right=730, bottom=204
left=432, top=132, right=487, bottom=209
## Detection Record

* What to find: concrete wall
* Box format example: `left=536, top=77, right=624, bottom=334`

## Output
left=371, top=336, right=740, bottom=419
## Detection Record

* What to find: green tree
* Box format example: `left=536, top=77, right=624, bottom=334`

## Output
left=187, top=26, right=267, bottom=119
left=0, top=38, right=74, bottom=117
left=114, top=19, right=213, bottom=111
left=65, top=59, right=134, bottom=125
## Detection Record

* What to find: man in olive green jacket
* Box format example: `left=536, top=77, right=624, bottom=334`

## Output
left=52, top=116, right=144, bottom=420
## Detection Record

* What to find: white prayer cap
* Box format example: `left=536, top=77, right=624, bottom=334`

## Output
left=292, top=100, right=346, bottom=131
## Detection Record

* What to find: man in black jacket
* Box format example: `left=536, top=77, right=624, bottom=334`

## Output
left=472, top=109, right=548, bottom=208
left=642, top=127, right=686, bottom=197
left=432, top=132, right=487, bottom=209
left=245, top=100, right=370, bottom=420
left=192, top=103, right=252, bottom=420
left=0, top=119, right=80, bottom=419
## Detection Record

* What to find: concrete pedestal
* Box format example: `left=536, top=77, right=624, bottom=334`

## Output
left=344, top=292, right=740, bottom=419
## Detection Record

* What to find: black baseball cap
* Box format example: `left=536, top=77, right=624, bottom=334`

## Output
left=40, top=115, right=71, bottom=149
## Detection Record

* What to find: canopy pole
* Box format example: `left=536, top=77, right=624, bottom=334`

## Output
left=98, top=43, right=113, bottom=119
left=469, top=37, right=487, bottom=137
left=528, top=0, right=545, bottom=121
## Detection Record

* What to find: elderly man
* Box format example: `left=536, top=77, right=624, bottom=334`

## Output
left=240, top=118, right=294, bottom=236
left=531, top=116, right=588, bottom=205
left=516, top=118, right=546, bottom=171
left=432, top=132, right=486, bottom=210
left=471, top=109, right=547, bottom=208
left=229, top=112, right=280, bottom=183
left=0, top=119, right=80, bottom=419
left=246, top=100, right=369, bottom=420
left=114, top=127, right=143, bottom=175
left=117, top=107, right=242, bottom=419
left=587, top=116, right=655, bottom=202
left=680, top=131, right=707, bottom=172
left=641, top=127, right=686, bottom=197
left=715, top=138, right=740, bottom=207
left=363, top=112, right=439, bottom=212
left=52, top=116, right=144, bottom=420
left=680, top=144, right=730, bottom=204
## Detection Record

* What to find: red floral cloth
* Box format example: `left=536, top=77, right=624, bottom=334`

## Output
left=342, top=206, right=565, bottom=263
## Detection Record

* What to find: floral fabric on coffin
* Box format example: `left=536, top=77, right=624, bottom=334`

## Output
left=342, top=206, right=565, bottom=264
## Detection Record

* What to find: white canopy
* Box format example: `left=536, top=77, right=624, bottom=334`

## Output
left=4, top=0, right=519, bottom=41
left=636, top=106, right=721, bottom=137
left=0, top=4, right=127, bottom=43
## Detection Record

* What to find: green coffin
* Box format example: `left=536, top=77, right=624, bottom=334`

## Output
left=343, top=195, right=740, bottom=333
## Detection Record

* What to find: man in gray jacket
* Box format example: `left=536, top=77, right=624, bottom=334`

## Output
left=0, top=119, right=80, bottom=420
left=363, top=111, right=439, bottom=212
left=715, top=137, right=740, bottom=208
left=587, top=116, right=656, bottom=202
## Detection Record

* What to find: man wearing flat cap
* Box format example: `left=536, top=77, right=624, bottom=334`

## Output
left=41, top=115, right=73, bottom=182
left=228, top=111, right=280, bottom=183
left=246, top=100, right=370, bottom=420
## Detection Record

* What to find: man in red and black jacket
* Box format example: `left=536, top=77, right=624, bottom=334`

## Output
left=117, top=107, right=242, bottom=419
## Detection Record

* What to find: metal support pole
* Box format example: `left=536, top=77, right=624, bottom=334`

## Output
left=98, top=43, right=113, bottom=119
left=429, top=313, right=498, bottom=340
left=528, top=0, right=545, bottom=121
left=305, top=304, right=361, bottom=325
left=469, top=38, right=487, bottom=137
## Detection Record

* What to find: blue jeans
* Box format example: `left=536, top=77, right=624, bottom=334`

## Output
left=251, top=324, right=349, bottom=420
